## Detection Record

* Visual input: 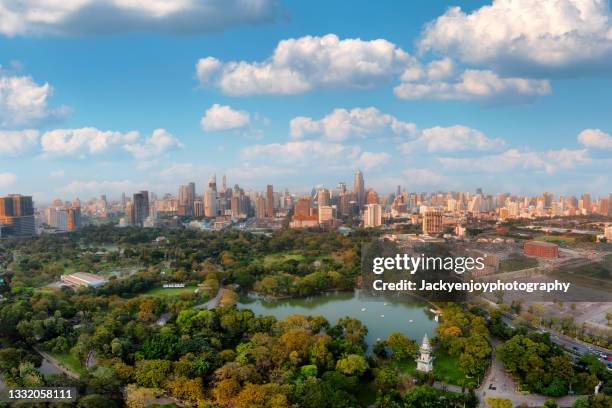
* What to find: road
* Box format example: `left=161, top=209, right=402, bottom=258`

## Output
left=194, top=287, right=225, bottom=310
left=476, top=340, right=578, bottom=407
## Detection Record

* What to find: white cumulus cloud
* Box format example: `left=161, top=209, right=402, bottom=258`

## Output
left=0, top=0, right=282, bottom=36
left=0, top=72, right=68, bottom=127
left=41, top=127, right=139, bottom=157
left=289, top=107, right=417, bottom=141
left=578, top=128, right=612, bottom=149
left=123, top=128, right=183, bottom=160
left=401, top=125, right=506, bottom=153
left=394, top=68, right=551, bottom=104
left=439, top=148, right=591, bottom=174
left=418, top=0, right=612, bottom=75
left=201, top=104, right=251, bottom=132
left=196, top=34, right=412, bottom=95
left=241, top=140, right=360, bottom=165
left=0, top=129, right=39, bottom=155
left=354, top=151, right=391, bottom=171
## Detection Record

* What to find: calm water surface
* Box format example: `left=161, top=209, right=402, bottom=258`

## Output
left=238, top=290, right=438, bottom=350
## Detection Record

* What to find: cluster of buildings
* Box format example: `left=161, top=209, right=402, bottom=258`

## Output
left=1, top=171, right=611, bottom=238
left=42, top=199, right=82, bottom=233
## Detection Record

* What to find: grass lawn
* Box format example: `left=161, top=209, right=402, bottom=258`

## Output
left=499, top=255, right=538, bottom=272
left=534, top=235, right=576, bottom=245
left=262, top=252, right=306, bottom=267
left=49, top=352, right=86, bottom=375
left=390, top=358, right=417, bottom=375
left=433, top=351, right=474, bottom=387
left=262, top=251, right=333, bottom=268
left=144, top=285, right=198, bottom=297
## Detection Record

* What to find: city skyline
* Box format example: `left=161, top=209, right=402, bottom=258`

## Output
left=1, top=0, right=611, bottom=200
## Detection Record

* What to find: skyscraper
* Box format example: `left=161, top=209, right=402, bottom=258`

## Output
left=178, top=184, right=194, bottom=217
left=363, top=204, right=382, bottom=228
left=67, top=206, right=81, bottom=231
left=0, top=195, right=35, bottom=236
left=266, top=184, right=274, bottom=218
left=353, top=169, right=365, bottom=210
left=255, top=195, right=266, bottom=219
left=131, top=191, right=149, bottom=227
left=422, top=208, right=443, bottom=235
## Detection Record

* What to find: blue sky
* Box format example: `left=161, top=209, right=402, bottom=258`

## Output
left=0, top=0, right=611, bottom=203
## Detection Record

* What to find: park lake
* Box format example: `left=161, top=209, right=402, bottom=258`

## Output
left=238, top=289, right=438, bottom=350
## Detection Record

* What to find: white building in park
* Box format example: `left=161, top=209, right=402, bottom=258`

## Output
left=416, top=334, right=433, bottom=373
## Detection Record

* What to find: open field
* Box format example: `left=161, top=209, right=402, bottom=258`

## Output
left=262, top=252, right=306, bottom=267
left=433, top=350, right=474, bottom=387
left=144, top=285, right=198, bottom=297
left=534, top=235, right=576, bottom=245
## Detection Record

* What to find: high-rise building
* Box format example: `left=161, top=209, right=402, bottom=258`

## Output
left=204, top=189, right=217, bottom=217
left=294, top=197, right=311, bottom=218
left=581, top=193, right=591, bottom=214
left=266, top=185, right=274, bottom=218
left=67, top=206, right=81, bottom=231
left=366, top=190, right=379, bottom=204
left=422, top=208, right=443, bottom=235
left=255, top=195, right=266, bottom=219
left=0, top=195, right=35, bottom=236
left=318, top=205, right=336, bottom=224
left=353, top=169, right=365, bottom=209
left=363, top=204, right=382, bottom=228
left=317, top=188, right=330, bottom=207
left=131, top=191, right=149, bottom=227
left=193, top=200, right=204, bottom=217
left=178, top=184, right=195, bottom=217
left=221, top=175, right=227, bottom=194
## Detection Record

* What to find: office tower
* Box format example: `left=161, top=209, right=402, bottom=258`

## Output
left=543, top=192, right=554, bottom=208
left=46, top=207, right=67, bottom=231
left=294, top=197, right=311, bottom=218
left=121, top=192, right=127, bottom=209
left=468, top=194, right=482, bottom=213
left=598, top=198, right=609, bottom=216
left=193, top=200, right=204, bottom=217
left=317, top=188, right=330, bottom=207
left=230, top=196, right=239, bottom=219
left=396, top=185, right=401, bottom=198
left=67, top=206, right=81, bottom=231
left=363, top=204, right=382, bottom=228
left=221, top=175, right=227, bottom=194
left=476, top=187, right=483, bottom=195
left=422, top=208, right=443, bottom=235
left=0, top=195, right=35, bottom=236
left=366, top=190, right=379, bottom=204
left=338, top=192, right=351, bottom=216
left=266, top=185, right=274, bottom=218
left=125, top=201, right=134, bottom=225
left=204, top=189, right=217, bottom=217
left=581, top=193, right=591, bottom=214
left=353, top=169, right=365, bottom=209
left=318, top=205, right=336, bottom=224
left=255, top=195, right=266, bottom=219
left=131, top=191, right=149, bottom=227
left=609, top=193, right=612, bottom=216
left=178, top=184, right=194, bottom=216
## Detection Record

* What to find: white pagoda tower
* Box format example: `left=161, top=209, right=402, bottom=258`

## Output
left=416, top=334, right=433, bottom=373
